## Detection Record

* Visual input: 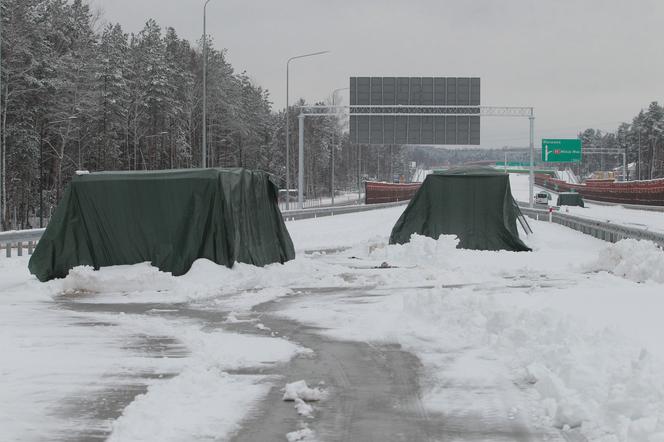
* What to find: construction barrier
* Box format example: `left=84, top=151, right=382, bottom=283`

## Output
left=535, top=174, right=664, bottom=206
left=364, top=181, right=421, bottom=205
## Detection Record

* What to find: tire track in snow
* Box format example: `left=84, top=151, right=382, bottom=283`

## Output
left=227, top=293, right=436, bottom=442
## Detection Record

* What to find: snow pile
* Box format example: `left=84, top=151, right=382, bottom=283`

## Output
left=0, top=255, right=36, bottom=290
left=283, top=380, right=326, bottom=419
left=225, top=312, right=243, bottom=323
left=286, top=425, right=316, bottom=442
left=52, top=257, right=350, bottom=304
left=373, top=233, right=460, bottom=267
left=401, top=288, right=664, bottom=440
left=589, top=239, right=664, bottom=284
left=58, top=262, right=176, bottom=294
left=181, top=258, right=352, bottom=302
left=293, top=398, right=314, bottom=417
left=282, top=380, right=326, bottom=402
left=109, top=367, right=266, bottom=442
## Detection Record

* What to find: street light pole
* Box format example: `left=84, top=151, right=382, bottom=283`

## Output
left=40, top=137, right=43, bottom=228
left=638, top=128, right=641, bottom=180
left=0, top=0, right=4, bottom=230
left=285, top=50, right=330, bottom=210
left=330, top=87, right=349, bottom=207
left=298, top=113, right=305, bottom=209
left=358, top=144, right=362, bottom=203
left=528, top=114, right=535, bottom=208
left=202, top=0, right=212, bottom=169
left=653, top=126, right=663, bottom=180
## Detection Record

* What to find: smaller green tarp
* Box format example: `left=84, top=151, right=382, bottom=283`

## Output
left=557, top=192, right=584, bottom=207
left=29, top=168, right=295, bottom=282
left=389, top=167, right=531, bottom=251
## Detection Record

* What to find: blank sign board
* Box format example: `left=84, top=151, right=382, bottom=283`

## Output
left=350, top=77, right=480, bottom=145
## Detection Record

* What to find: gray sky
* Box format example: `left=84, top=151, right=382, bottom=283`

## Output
left=89, top=0, right=664, bottom=147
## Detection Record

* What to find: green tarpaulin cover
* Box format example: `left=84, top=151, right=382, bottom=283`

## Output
left=29, top=168, right=295, bottom=282
left=389, top=167, right=531, bottom=251
left=557, top=192, right=584, bottom=207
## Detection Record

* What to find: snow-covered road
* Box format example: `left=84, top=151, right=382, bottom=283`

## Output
left=3, top=202, right=664, bottom=441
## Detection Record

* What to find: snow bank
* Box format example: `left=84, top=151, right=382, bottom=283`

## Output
left=409, top=289, right=664, bottom=438
left=374, top=233, right=460, bottom=267
left=589, top=239, right=664, bottom=283
left=400, top=257, right=664, bottom=441
left=109, top=367, right=266, bottom=442
left=494, top=307, right=664, bottom=440
left=0, top=255, right=37, bottom=291
left=59, top=262, right=176, bottom=294
left=51, top=257, right=349, bottom=306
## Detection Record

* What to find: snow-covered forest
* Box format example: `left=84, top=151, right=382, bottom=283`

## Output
left=2, top=0, right=663, bottom=230
left=578, top=102, right=664, bottom=178
left=0, top=0, right=415, bottom=230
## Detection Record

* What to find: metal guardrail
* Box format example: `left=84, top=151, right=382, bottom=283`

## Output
left=0, top=228, right=45, bottom=258
left=0, top=202, right=410, bottom=258
left=520, top=207, right=664, bottom=247
left=278, top=193, right=364, bottom=211
left=582, top=198, right=664, bottom=213
left=282, top=200, right=408, bottom=221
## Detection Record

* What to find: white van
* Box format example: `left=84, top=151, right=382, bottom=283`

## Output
left=534, top=192, right=550, bottom=205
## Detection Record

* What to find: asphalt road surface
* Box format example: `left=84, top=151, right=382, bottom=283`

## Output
left=55, top=288, right=579, bottom=442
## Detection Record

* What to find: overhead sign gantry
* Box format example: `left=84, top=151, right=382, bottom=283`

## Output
left=349, top=77, right=480, bottom=145
left=293, top=76, right=537, bottom=208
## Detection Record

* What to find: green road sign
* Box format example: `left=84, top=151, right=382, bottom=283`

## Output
left=541, top=139, right=582, bottom=162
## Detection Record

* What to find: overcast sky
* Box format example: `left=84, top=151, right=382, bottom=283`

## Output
left=89, top=0, right=664, bottom=148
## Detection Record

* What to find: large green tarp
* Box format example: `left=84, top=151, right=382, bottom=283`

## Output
left=389, top=167, right=531, bottom=251
left=557, top=192, right=584, bottom=207
left=29, top=168, right=295, bottom=282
